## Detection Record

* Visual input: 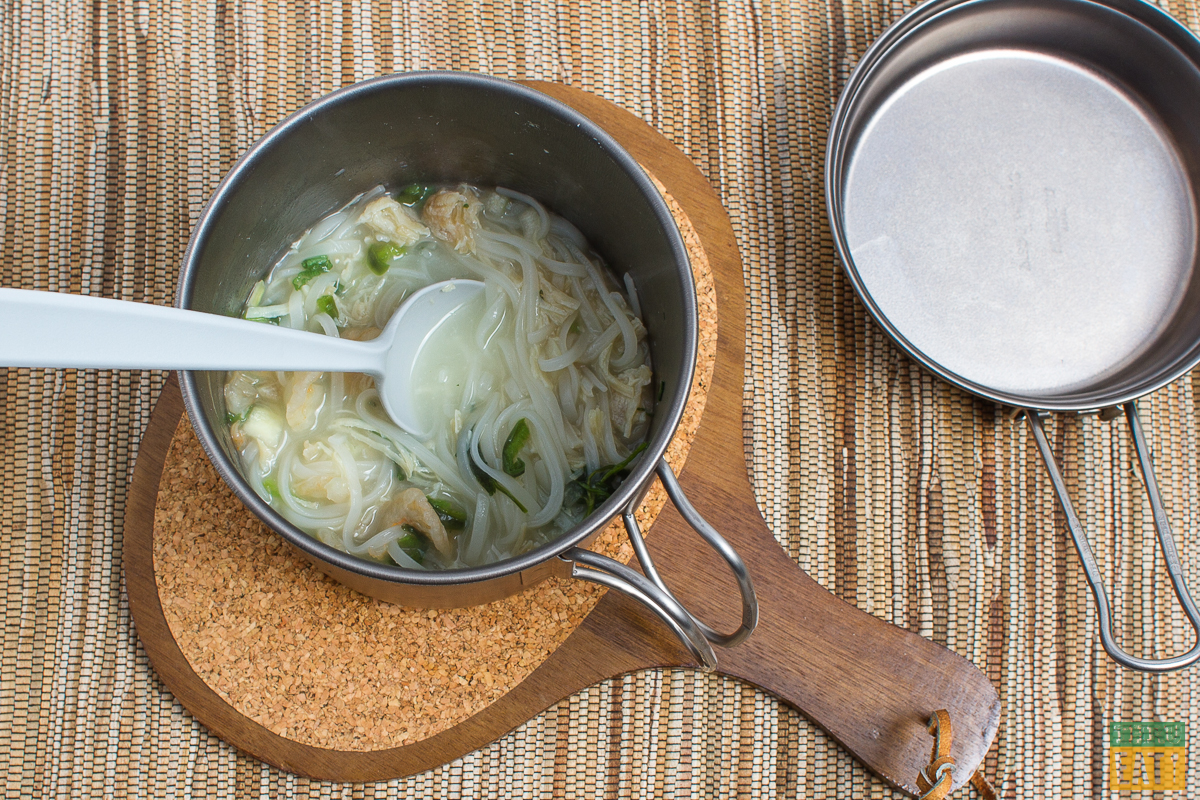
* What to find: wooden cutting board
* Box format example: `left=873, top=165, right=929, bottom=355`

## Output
left=124, top=82, right=1000, bottom=796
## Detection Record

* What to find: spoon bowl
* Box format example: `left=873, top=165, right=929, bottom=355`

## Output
left=376, top=280, right=486, bottom=437
left=0, top=278, right=486, bottom=437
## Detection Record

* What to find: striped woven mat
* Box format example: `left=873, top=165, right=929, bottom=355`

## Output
left=5, top=0, right=1200, bottom=797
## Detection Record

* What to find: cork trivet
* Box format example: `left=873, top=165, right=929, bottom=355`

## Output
left=153, top=185, right=717, bottom=752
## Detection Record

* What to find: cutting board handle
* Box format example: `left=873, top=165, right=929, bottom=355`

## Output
left=627, top=461, right=1001, bottom=797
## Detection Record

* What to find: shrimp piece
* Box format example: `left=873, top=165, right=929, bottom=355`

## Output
left=293, top=473, right=350, bottom=503
left=423, top=186, right=482, bottom=254
left=285, top=371, right=326, bottom=430
left=291, top=441, right=350, bottom=502
left=381, top=487, right=452, bottom=557
left=224, top=370, right=280, bottom=416
left=361, top=196, right=429, bottom=246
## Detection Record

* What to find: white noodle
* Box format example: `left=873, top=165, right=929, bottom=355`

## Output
left=623, top=273, right=641, bottom=319
left=496, top=187, right=550, bottom=239
left=540, top=333, right=587, bottom=372
left=386, top=540, right=426, bottom=570
left=286, top=290, right=305, bottom=330
left=549, top=215, right=587, bottom=249
left=301, top=210, right=350, bottom=246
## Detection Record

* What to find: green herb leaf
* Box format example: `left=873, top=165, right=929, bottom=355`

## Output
left=395, top=525, right=428, bottom=564
left=564, top=442, right=649, bottom=519
left=494, top=482, right=527, bottom=513
left=597, top=442, right=648, bottom=486
left=225, top=406, right=252, bottom=426
left=396, top=184, right=430, bottom=206
left=316, top=294, right=338, bottom=319
left=502, top=418, right=530, bottom=477
left=427, top=496, right=467, bottom=530
left=468, top=446, right=528, bottom=513
left=563, top=475, right=588, bottom=515
left=368, top=241, right=405, bottom=275
left=293, top=254, right=333, bottom=289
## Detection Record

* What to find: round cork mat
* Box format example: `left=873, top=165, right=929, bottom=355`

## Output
left=149, top=176, right=717, bottom=753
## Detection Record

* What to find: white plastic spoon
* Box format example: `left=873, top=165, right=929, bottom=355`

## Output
left=0, top=279, right=485, bottom=438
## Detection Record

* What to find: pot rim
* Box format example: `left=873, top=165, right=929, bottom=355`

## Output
left=177, top=71, right=697, bottom=587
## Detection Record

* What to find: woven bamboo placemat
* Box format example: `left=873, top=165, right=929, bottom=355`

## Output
left=5, top=0, right=1200, bottom=797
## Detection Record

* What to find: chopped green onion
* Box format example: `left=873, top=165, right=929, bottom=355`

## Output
left=502, top=419, right=530, bottom=477
left=427, top=497, right=467, bottom=530
left=393, top=461, right=408, bottom=481
left=368, top=241, right=405, bottom=275
left=395, top=525, right=428, bottom=565
left=316, top=294, right=338, bottom=319
left=292, top=254, right=332, bottom=289
left=658, top=380, right=666, bottom=401
left=261, top=477, right=281, bottom=499
left=569, top=319, right=581, bottom=335
left=395, top=184, right=430, bottom=206
left=225, top=406, right=252, bottom=426
left=244, top=303, right=288, bottom=320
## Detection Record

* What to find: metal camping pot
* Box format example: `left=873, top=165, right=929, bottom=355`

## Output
left=827, top=0, right=1200, bottom=671
left=177, top=73, right=756, bottom=671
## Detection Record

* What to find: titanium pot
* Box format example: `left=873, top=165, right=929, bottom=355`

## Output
left=827, top=0, right=1200, bottom=670
left=178, top=72, right=756, bottom=671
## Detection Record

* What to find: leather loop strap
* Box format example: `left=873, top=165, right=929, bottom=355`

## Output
left=916, top=710, right=997, bottom=800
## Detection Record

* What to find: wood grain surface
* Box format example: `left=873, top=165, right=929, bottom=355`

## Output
left=125, top=82, right=999, bottom=795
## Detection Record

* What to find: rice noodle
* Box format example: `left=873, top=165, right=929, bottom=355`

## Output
left=496, top=187, right=550, bottom=239
left=224, top=183, right=654, bottom=570
left=623, top=273, right=641, bottom=319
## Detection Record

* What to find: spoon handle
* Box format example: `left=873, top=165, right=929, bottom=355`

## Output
left=0, top=288, right=385, bottom=375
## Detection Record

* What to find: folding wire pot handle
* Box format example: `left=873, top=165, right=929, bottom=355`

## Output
left=1025, top=404, right=1200, bottom=672
left=560, top=460, right=759, bottom=671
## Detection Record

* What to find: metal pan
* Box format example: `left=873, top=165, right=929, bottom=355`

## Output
left=827, top=0, right=1200, bottom=670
